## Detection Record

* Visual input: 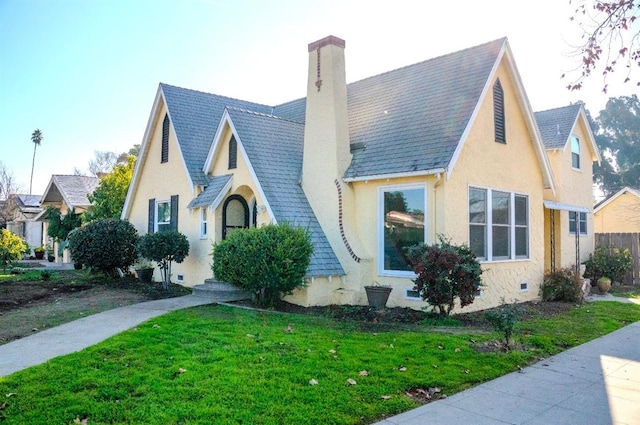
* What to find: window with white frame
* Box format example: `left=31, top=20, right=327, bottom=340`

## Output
left=156, top=200, right=171, bottom=232
left=468, top=187, right=529, bottom=261
left=380, top=185, right=426, bottom=275
left=571, top=135, right=580, bottom=169
left=569, top=211, right=587, bottom=235
left=200, top=207, right=208, bottom=238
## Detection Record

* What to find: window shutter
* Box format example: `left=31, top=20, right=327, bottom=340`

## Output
left=161, top=114, right=169, bottom=163
left=228, top=136, right=237, bottom=169
left=148, top=198, right=155, bottom=233
left=493, top=79, right=506, bottom=144
left=170, top=195, right=179, bottom=231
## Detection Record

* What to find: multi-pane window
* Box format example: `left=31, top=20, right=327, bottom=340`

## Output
left=380, top=185, right=426, bottom=274
left=493, top=79, right=506, bottom=144
left=569, top=211, right=587, bottom=235
left=200, top=207, right=208, bottom=238
left=156, top=200, right=171, bottom=232
left=571, top=135, right=580, bottom=169
left=469, top=187, right=529, bottom=261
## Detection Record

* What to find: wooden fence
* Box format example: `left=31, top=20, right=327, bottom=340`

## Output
left=594, top=233, right=640, bottom=285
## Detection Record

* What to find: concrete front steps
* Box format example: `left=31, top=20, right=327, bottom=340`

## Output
left=191, top=279, right=251, bottom=303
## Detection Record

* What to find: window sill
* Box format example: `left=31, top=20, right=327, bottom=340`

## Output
left=378, top=270, right=417, bottom=278
left=479, top=258, right=530, bottom=264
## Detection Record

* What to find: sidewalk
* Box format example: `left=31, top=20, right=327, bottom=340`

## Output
left=375, top=320, right=640, bottom=425
left=0, top=295, right=214, bottom=377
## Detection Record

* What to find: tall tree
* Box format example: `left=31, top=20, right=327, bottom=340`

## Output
left=592, top=95, right=640, bottom=195
left=84, top=155, right=135, bottom=221
left=29, top=129, right=43, bottom=195
left=567, top=0, right=639, bottom=91
left=0, top=162, right=20, bottom=227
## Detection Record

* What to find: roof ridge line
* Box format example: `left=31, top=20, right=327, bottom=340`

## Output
left=226, top=106, right=304, bottom=124
left=160, top=82, right=274, bottom=110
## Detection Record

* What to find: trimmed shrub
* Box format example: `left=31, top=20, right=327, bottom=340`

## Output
left=405, top=236, right=483, bottom=316
left=212, top=223, right=313, bottom=308
left=137, top=231, right=189, bottom=290
left=584, top=245, right=632, bottom=284
left=540, top=267, right=583, bottom=302
left=68, top=219, right=139, bottom=277
left=0, top=229, right=26, bottom=271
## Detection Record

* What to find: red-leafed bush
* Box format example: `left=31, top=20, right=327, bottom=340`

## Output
left=405, top=237, right=483, bottom=316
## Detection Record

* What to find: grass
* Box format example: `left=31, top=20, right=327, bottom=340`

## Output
left=0, top=302, right=639, bottom=424
left=609, top=284, right=640, bottom=300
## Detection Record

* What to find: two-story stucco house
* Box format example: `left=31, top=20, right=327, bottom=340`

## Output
left=122, top=36, right=600, bottom=312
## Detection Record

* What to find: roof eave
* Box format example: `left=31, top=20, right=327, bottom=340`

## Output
left=343, top=168, right=446, bottom=183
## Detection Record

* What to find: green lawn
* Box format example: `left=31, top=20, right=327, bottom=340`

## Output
left=0, top=302, right=639, bottom=424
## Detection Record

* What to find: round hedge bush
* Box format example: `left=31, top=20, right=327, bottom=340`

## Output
left=68, top=219, right=139, bottom=277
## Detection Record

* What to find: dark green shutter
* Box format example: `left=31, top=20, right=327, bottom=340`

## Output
left=148, top=198, right=155, bottom=233
left=161, top=114, right=169, bottom=163
left=170, top=195, right=179, bottom=231
left=228, top=136, right=237, bottom=169
left=493, top=79, right=505, bottom=144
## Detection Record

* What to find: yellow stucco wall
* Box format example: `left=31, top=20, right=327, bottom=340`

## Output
left=439, top=65, right=545, bottom=312
left=289, top=58, right=556, bottom=313
left=126, top=101, right=214, bottom=286
left=594, top=191, right=640, bottom=233
left=544, top=116, right=596, bottom=268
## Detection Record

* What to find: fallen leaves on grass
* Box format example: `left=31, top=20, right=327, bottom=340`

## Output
left=284, top=324, right=293, bottom=333
left=73, top=417, right=88, bottom=424
left=398, top=366, right=407, bottom=372
left=380, top=395, right=392, bottom=400
left=309, top=379, right=319, bottom=386
left=347, top=378, right=357, bottom=385
left=5, top=393, right=16, bottom=398
left=358, top=370, right=369, bottom=376
left=405, top=387, right=442, bottom=403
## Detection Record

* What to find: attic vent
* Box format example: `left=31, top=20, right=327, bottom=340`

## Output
left=493, top=79, right=506, bottom=144
left=161, top=114, right=170, bottom=163
left=228, top=136, right=237, bottom=169
left=350, top=142, right=366, bottom=152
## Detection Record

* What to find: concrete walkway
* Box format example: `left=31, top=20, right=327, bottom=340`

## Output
left=0, top=295, right=214, bottom=377
left=0, top=295, right=638, bottom=424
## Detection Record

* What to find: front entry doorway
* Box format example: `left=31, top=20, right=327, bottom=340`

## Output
left=222, top=195, right=249, bottom=239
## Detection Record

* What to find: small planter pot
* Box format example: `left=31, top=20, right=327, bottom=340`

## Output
left=136, top=268, right=154, bottom=283
left=364, top=285, right=392, bottom=309
left=34, top=251, right=45, bottom=260
left=597, top=277, right=612, bottom=293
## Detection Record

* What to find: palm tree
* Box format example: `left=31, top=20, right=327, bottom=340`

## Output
left=29, top=129, right=43, bottom=195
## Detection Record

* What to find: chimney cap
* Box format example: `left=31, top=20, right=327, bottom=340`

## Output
left=308, top=35, right=345, bottom=52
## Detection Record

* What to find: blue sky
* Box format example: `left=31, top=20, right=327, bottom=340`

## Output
left=0, top=0, right=634, bottom=195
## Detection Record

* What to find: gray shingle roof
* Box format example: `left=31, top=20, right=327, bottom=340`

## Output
left=161, top=84, right=273, bottom=186
left=534, top=103, right=583, bottom=149
left=344, top=38, right=506, bottom=178
left=226, top=107, right=344, bottom=276
left=45, top=175, right=99, bottom=208
left=187, top=174, right=232, bottom=209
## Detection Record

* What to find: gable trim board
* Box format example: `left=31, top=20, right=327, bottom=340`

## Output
left=204, top=108, right=277, bottom=223
left=594, top=187, right=640, bottom=214
left=445, top=40, right=555, bottom=194
left=122, top=87, right=194, bottom=220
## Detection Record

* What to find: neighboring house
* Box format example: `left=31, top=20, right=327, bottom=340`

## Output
left=122, top=36, right=599, bottom=312
left=36, top=174, right=100, bottom=262
left=594, top=187, right=640, bottom=233
left=4, top=194, right=43, bottom=252
left=535, top=104, right=601, bottom=272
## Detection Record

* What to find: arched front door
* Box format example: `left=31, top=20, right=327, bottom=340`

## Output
left=222, top=195, right=249, bottom=239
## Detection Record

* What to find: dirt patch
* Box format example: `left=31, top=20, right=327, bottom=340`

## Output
left=245, top=299, right=578, bottom=331
left=0, top=272, right=191, bottom=345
